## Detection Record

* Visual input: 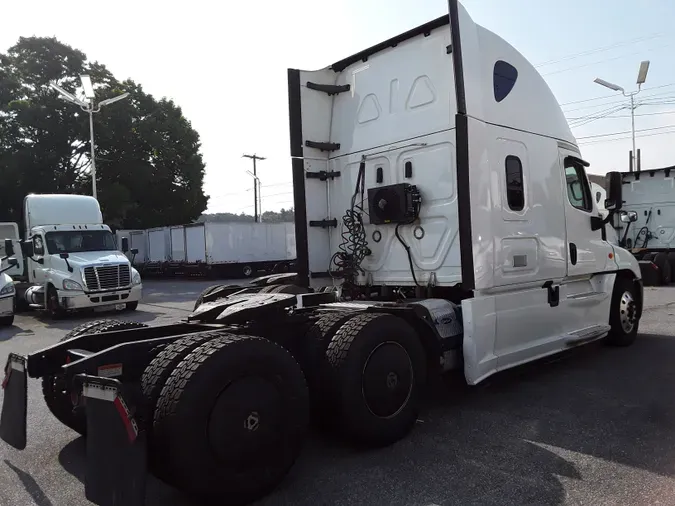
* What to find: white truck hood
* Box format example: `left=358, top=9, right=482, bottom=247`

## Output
left=64, top=251, right=130, bottom=267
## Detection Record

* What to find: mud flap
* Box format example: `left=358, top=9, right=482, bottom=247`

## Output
left=79, top=375, right=147, bottom=506
left=0, top=353, right=28, bottom=450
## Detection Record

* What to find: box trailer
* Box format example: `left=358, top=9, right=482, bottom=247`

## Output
left=183, top=222, right=295, bottom=277
left=144, top=227, right=171, bottom=275
left=115, top=229, right=148, bottom=266
left=1, top=3, right=644, bottom=506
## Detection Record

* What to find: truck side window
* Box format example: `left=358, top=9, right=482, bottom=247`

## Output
left=33, top=235, right=45, bottom=256
left=565, top=165, right=592, bottom=212
left=505, top=155, right=524, bottom=211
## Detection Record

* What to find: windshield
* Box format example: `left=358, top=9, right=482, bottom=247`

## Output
left=45, top=230, right=116, bottom=254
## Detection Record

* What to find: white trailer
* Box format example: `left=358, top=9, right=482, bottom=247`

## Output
left=182, top=222, right=295, bottom=277
left=115, top=229, right=148, bottom=266
left=0, top=3, right=644, bottom=506
left=144, top=226, right=171, bottom=274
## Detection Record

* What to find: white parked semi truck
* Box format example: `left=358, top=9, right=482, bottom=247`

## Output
left=0, top=3, right=643, bottom=506
left=0, top=223, right=20, bottom=326
left=1, top=194, right=143, bottom=318
left=608, top=166, right=675, bottom=286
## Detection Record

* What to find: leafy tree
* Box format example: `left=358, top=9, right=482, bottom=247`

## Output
left=0, top=36, right=208, bottom=230
left=199, top=208, right=294, bottom=224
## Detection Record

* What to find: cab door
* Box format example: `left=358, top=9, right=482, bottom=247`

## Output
left=559, top=149, right=613, bottom=277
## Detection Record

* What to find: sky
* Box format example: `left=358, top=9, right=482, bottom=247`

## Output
left=3, top=0, right=675, bottom=214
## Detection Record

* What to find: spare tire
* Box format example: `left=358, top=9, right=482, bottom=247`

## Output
left=153, top=334, right=309, bottom=504
left=42, top=319, right=148, bottom=435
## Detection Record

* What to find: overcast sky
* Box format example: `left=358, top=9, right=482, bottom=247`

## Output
left=3, top=0, right=675, bottom=214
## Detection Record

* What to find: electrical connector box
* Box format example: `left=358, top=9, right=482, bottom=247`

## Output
left=367, top=183, right=421, bottom=225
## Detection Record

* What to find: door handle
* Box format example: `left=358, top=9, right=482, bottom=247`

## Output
left=570, top=243, right=577, bottom=265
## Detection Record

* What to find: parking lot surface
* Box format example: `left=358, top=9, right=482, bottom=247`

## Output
left=1, top=281, right=675, bottom=506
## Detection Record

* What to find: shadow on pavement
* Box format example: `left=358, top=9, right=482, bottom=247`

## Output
left=54, top=332, right=675, bottom=506
left=58, top=437, right=200, bottom=506
left=0, top=325, right=34, bottom=342
left=4, top=459, right=54, bottom=506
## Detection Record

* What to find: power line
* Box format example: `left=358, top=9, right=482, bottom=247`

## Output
left=541, top=42, right=674, bottom=77
left=568, top=109, right=675, bottom=121
left=579, top=128, right=675, bottom=146
left=559, top=83, right=675, bottom=107
left=577, top=124, right=675, bottom=141
left=534, top=33, right=667, bottom=68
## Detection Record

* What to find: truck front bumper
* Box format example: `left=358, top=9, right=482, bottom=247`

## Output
left=58, top=284, right=143, bottom=310
left=0, top=295, right=13, bottom=317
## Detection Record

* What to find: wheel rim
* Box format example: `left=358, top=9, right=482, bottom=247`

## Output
left=361, top=342, right=414, bottom=419
left=619, top=290, right=637, bottom=333
left=207, top=376, right=282, bottom=468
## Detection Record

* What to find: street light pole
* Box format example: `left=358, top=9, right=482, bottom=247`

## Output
left=88, top=108, right=97, bottom=198
left=593, top=61, right=650, bottom=172
left=49, top=75, right=129, bottom=199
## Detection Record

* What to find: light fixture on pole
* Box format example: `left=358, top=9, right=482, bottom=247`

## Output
left=593, top=60, right=650, bottom=172
left=49, top=75, right=130, bottom=199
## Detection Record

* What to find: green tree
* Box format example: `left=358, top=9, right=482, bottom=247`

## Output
left=0, top=36, right=208, bottom=230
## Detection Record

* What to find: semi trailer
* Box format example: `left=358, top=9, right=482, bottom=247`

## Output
left=0, top=3, right=643, bottom=506
left=1, top=194, right=143, bottom=318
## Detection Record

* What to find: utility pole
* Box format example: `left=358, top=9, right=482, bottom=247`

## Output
left=243, top=154, right=265, bottom=222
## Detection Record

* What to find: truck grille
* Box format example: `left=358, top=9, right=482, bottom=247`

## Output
left=83, top=264, right=131, bottom=291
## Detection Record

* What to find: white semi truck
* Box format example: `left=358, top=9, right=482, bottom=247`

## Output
left=2, top=194, right=143, bottom=318
left=608, top=166, right=675, bottom=286
left=0, top=3, right=643, bottom=506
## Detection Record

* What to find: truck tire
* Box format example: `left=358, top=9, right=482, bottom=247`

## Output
left=605, top=276, right=640, bottom=347
left=42, top=319, right=148, bottom=435
left=125, top=301, right=139, bottom=311
left=0, top=315, right=13, bottom=326
left=301, top=311, right=357, bottom=423
left=668, top=252, right=675, bottom=279
left=193, top=284, right=225, bottom=311
left=46, top=285, right=64, bottom=320
left=325, top=312, right=426, bottom=447
left=654, top=253, right=672, bottom=284
left=141, top=330, right=229, bottom=433
left=268, top=284, right=309, bottom=295
left=152, top=334, right=309, bottom=504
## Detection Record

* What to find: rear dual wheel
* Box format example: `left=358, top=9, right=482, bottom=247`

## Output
left=149, top=334, right=309, bottom=505
left=324, top=312, right=427, bottom=447
left=42, top=319, right=148, bottom=435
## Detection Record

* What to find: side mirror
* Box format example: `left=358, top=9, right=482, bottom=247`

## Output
left=590, top=215, right=604, bottom=231
left=121, top=237, right=129, bottom=253
left=59, top=253, right=70, bottom=259
left=130, top=248, right=139, bottom=255
left=605, top=171, right=623, bottom=211
left=620, top=210, right=638, bottom=223
left=21, top=240, right=34, bottom=258
left=4, top=239, right=14, bottom=257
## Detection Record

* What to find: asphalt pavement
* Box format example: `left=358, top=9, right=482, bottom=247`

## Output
left=1, top=281, right=675, bottom=506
